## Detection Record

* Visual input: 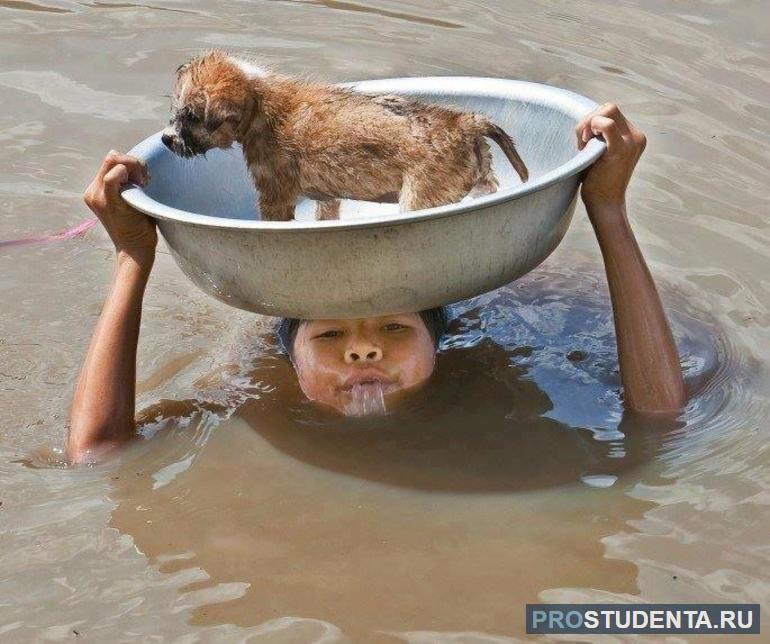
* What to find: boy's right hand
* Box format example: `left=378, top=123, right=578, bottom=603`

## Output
left=83, top=151, right=157, bottom=258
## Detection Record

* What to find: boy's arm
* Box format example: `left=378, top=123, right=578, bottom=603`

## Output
left=67, top=152, right=156, bottom=463
left=577, top=104, right=686, bottom=413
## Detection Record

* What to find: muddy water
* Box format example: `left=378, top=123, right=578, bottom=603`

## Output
left=1, top=0, right=768, bottom=641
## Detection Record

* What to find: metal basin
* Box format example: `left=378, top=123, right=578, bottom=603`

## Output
left=122, top=77, right=605, bottom=319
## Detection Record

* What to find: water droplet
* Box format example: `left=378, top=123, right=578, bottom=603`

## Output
left=580, top=474, right=618, bottom=488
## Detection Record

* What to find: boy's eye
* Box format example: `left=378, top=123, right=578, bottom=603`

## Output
left=383, top=323, right=406, bottom=332
left=315, top=330, right=342, bottom=339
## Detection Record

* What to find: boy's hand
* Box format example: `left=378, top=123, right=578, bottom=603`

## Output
left=83, top=151, right=157, bottom=258
left=575, top=103, right=647, bottom=213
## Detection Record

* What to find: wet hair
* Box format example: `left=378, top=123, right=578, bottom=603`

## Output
left=277, top=307, right=448, bottom=356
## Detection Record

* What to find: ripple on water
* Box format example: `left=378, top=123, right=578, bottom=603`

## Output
left=0, top=71, right=163, bottom=121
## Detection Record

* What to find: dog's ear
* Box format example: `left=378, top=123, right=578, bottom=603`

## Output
left=175, top=61, right=190, bottom=77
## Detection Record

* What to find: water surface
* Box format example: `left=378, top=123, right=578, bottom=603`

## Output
left=1, top=0, right=768, bottom=641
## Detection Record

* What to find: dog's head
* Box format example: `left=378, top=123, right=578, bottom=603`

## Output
left=162, top=50, right=260, bottom=158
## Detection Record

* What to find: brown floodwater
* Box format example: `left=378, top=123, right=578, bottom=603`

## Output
left=1, top=0, right=768, bottom=641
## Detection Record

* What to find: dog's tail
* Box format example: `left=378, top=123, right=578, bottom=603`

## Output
left=476, top=117, right=529, bottom=183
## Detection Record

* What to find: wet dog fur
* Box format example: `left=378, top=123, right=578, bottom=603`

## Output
left=162, top=50, right=529, bottom=221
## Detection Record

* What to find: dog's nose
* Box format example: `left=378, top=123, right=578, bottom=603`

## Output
left=161, top=133, right=174, bottom=149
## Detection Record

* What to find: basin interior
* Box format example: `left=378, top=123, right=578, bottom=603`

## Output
left=142, top=84, right=583, bottom=222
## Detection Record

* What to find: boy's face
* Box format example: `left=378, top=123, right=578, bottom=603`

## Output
left=291, top=313, right=436, bottom=415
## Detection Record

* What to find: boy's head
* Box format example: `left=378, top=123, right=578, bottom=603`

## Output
left=278, top=308, right=447, bottom=415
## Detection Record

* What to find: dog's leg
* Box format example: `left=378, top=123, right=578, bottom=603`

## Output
left=399, top=174, right=465, bottom=213
left=256, top=171, right=300, bottom=221
left=469, top=173, right=499, bottom=198
left=469, top=139, right=500, bottom=198
left=398, top=175, right=421, bottom=213
left=315, top=199, right=340, bottom=221
left=259, top=194, right=297, bottom=221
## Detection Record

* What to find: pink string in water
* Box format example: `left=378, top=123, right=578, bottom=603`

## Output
left=0, top=218, right=97, bottom=249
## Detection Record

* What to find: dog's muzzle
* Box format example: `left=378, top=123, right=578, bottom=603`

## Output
left=161, top=131, right=175, bottom=150
left=161, top=126, right=200, bottom=158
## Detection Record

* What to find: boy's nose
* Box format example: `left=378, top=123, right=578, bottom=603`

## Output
left=344, top=343, right=383, bottom=364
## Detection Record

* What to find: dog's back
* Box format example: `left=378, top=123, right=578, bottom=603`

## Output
left=268, top=80, right=528, bottom=209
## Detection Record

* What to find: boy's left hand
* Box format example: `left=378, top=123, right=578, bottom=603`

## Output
left=576, top=103, right=647, bottom=212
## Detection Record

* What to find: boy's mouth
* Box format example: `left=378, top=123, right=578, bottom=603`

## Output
left=341, top=370, right=398, bottom=393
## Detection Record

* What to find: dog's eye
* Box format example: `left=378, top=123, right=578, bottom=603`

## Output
left=180, top=109, right=201, bottom=124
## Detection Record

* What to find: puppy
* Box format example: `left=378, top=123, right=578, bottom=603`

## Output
left=162, top=50, right=528, bottom=221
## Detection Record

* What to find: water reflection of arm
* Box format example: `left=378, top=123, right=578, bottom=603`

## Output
left=577, top=105, right=686, bottom=413
left=67, top=152, right=155, bottom=464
